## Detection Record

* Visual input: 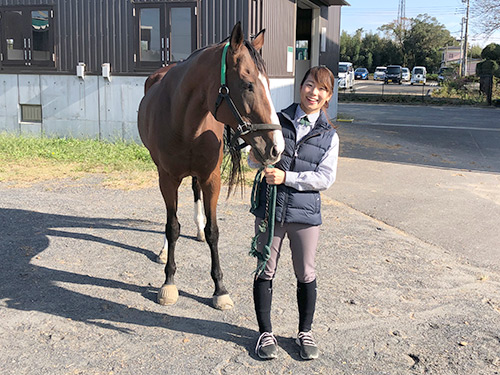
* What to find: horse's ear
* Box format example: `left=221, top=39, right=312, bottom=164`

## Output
left=252, top=29, right=266, bottom=51
left=230, top=22, right=243, bottom=52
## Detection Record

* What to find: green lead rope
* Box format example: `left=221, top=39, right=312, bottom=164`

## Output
left=249, top=166, right=277, bottom=275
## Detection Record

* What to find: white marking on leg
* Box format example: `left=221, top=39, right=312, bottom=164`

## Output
left=157, top=235, right=168, bottom=264
left=194, top=198, right=206, bottom=242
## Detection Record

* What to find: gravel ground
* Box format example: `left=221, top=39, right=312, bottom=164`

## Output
left=1, top=175, right=499, bottom=375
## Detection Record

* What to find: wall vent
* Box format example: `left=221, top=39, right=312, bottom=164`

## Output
left=21, top=104, right=42, bottom=123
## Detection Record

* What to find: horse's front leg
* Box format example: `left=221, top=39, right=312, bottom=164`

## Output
left=157, top=168, right=181, bottom=306
left=201, top=176, right=234, bottom=310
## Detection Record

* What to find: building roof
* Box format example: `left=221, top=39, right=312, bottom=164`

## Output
left=318, top=0, right=350, bottom=6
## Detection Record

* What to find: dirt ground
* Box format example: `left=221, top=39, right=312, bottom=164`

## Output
left=1, top=172, right=499, bottom=375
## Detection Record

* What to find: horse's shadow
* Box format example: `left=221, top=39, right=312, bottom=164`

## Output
left=0, top=207, right=262, bottom=355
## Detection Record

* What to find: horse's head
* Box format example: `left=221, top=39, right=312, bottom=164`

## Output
left=216, top=22, right=284, bottom=166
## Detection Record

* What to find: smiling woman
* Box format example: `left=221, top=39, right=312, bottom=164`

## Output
left=248, top=65, right=340, bottom=361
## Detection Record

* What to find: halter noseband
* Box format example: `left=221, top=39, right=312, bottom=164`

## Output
left=214, top=42, right=281, bottom=151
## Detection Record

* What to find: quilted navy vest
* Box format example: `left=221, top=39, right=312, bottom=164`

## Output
left=251, top=103, right=335, bottom=226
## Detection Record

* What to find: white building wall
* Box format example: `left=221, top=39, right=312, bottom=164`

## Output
left=0, top=74, right=338, bottom=142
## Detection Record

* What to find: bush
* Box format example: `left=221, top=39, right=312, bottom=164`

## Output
left=476, top=59, right=500, bottom=76
left=481, top=43, right=500, bottom=61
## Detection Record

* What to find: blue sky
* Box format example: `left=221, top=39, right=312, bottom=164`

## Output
left=340, top=0, right=500, bottom=47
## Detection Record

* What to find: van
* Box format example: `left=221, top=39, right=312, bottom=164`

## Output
left=411, top=66, right=427, bottom=85
left=338, top=62, right=354, bottom=89
left=385, top=65, right=403, bottom=84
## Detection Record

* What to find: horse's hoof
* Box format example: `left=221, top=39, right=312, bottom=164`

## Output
left=213, top=294, right=234, bottom=310
left=158, top=284, right=179, bottom=305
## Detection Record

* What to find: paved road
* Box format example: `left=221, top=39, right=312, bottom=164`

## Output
left=329, top=102, right=500, bottom=272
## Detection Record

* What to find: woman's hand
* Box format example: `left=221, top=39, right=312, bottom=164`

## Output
left=264, top=167, right=286, bottom=185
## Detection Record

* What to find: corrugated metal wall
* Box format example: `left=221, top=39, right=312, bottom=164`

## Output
left=319, top=5, right=341, bottom=75
left=0, top=0, right=268, bottom=74
left=199, top=0, right=252, bottom=46
left=0, top=0, right=340, bottom=76
left=56, top=0, right=133, bottom=74
left=261, top=0, right=295, bottom=78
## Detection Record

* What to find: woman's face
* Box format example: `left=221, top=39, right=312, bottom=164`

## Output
left=299, top=74, right=333, bottom=114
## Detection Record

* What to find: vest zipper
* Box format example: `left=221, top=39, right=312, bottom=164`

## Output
left=280, top=129, right=328, bottom=226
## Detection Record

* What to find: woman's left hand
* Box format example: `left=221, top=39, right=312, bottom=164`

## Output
left=264, top=167, right=286, bottom=185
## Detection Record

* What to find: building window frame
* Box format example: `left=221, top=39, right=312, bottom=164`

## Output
left=0, top=5, right=56, bottom=70
left=133, top=2, right=197, bottom=71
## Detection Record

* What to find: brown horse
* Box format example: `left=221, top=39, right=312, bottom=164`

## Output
left=138, top=23, right=284, bottom=310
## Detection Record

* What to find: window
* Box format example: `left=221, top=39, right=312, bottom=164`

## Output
left=134, top=2, right=197, bottom=70
left=0, top=6, right=55, bottom=68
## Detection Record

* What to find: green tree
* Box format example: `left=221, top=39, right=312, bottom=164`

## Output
left=402, top=14, right=456, bottom=72
left=469, top=45, right=483, bottom=59
left=379, top=21, right=407, bottom=66
left=481, top=43, right=500, bottom=60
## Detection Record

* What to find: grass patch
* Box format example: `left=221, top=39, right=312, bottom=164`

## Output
left=0, top=133, right=155, bottom=172
left=0, top=133, right=257, bottom=189
left=0, top=134, right=157, bottom=188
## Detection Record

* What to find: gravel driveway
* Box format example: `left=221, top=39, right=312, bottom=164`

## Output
left=1, top=175, right=499, bottom=375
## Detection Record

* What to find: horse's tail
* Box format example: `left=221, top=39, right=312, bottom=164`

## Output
left=144, top=64, right=177, bottom=95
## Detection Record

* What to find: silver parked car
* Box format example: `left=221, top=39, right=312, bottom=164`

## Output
left=373, top=66, right=387, bottom=81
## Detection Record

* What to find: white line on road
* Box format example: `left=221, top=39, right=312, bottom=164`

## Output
left=353, top=122, right=500, bottom=132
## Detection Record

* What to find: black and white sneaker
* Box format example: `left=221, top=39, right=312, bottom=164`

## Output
left=255, top=332, right=278, bottom=359
left=296, top=331, right=319, bottom=360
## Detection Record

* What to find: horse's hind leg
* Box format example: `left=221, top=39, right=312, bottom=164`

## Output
left=192, top=177, right=206, bottom=242
left=157, top=168, right=181, bottom=306
left=200, top=175, right=234, bottom=310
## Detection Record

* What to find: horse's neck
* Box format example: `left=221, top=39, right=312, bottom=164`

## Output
left=177, top=45, right=221, bottom=115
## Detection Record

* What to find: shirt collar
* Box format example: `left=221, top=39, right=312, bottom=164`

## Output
left=294, top=106, right=321, bottom=126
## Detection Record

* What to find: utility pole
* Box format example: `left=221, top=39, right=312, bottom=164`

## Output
left=462, top=0, right=470, bottom=76
left=397, top=0, right=406, bottom=30
left=459, top=17, right=465, bottom=76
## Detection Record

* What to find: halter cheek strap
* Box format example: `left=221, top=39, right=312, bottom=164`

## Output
left=214, top=42, right=281, bottom=151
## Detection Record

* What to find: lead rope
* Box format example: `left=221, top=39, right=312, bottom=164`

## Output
left=249, top=166, right=277, bottom=275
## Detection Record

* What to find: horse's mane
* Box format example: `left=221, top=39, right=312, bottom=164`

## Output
left=183, top=38, right=266, bottom=76
left=243, top=39, right=266, bottom=75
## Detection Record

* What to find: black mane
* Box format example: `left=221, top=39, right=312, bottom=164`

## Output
left=243, top=40, right=266, bottom=74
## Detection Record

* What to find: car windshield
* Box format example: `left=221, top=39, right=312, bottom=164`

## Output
left=355, top=68, right=365, bottom=72
left=375, top=68, right=386, bottom=72
left=402, top=68, right=409, bottom=73
left=338, top=65, right=348, bottom=73
left=387, top=67, right=401, bottom=74
left=414, top=68, right=424, bottom=74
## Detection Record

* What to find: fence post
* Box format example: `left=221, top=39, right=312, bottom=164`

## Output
left=480, top=74, right=493, bottom=106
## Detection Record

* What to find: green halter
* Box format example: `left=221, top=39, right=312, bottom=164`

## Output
left=220, top=42, right=229, bottom=86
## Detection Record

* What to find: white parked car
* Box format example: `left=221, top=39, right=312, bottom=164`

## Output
left=373, top=66, right=387, bottom=81
left=411, top=66, right=427, bottom=85
left=338, top=62, right=354, bottom=89
left=402, top=67, right=410, bottom=81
